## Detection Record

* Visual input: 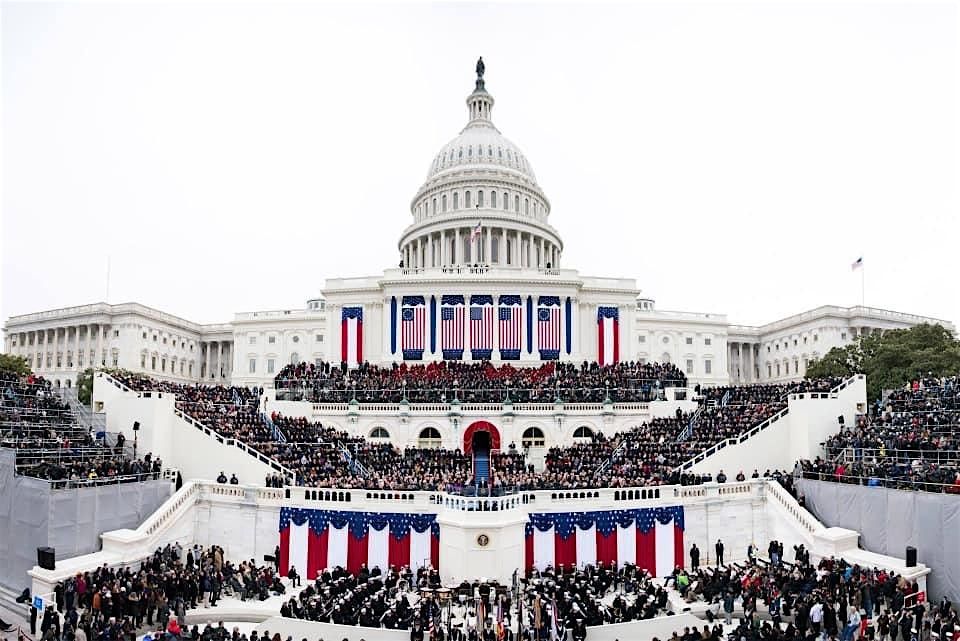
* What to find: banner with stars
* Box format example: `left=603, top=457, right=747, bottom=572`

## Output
left=279, top=507, right=440, bottom=580
left=524, top=506, right=684, bottom=577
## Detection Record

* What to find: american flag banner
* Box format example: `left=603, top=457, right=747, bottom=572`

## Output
left=524, top=506, right=684, bottom=578
left=537, top=296, right=561, bottom=360
left=340, top=306, right=363, bottom=367
left=440, top=295, right=465, bottom=360
left=402, top=296, right=426, bottom=360
left=470, top=295, right=494, bottom=360
left=597, top=306, right=620, bottom=366
left=498, top=295, right=522, bottom=360
left=279, top=507, right=440, bottom=580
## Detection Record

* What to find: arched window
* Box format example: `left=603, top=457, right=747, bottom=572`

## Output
left=465, top=191, right=472, bottom=208
left=418, top=427, right=442, bottom=448
left=503, top=192, right=508, bottom=210
left=525, top=198, right=530, bottom=215
left=432, top=198, right=436, bottom=215
left=290, top=352, right=299, bottom=364
left=515, top=195, right=520, bottom=211
left=478, top=191, right=484, bottom=207
left=522, top=427, right=545, bottom=448
left=370, top=427, right=390, bottom=440
left=490, top=191, right=497, bottom=209
left=453, top=192, right=459, bottom=210
left=442, top=194, right=447, bottom=212
left=573, top=425, right=594, bottom=439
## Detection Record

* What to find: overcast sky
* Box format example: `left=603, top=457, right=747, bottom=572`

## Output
left=2, top=2, right=957, bottom=329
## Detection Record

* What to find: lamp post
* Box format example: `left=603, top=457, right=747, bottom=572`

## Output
left=453, top=379, right=459, bottom=403
left=402, top=379, right=407, bottom=403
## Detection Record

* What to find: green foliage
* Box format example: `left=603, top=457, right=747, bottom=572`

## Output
left=77, top=368, right=95, bottom=405
left=806, top=323, right=960, bottom=401
left=0, top=354, right=31, bottom=376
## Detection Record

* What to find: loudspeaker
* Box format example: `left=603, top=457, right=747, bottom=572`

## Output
left=37, top=547, right=55, bottom=571
left=906, top=546, right=917, bottom=567
left=263, top=555, right=276, bottom=563
left=133, top=421, right=141, bottom=431
left=838, top=415, right=845, bottom=426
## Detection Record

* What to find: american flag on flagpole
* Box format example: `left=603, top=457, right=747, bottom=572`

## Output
left=851, top=256, right=863, bottom=271
left=470, top=220, right=482, bottom=242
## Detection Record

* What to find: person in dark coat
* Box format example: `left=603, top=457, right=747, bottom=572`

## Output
left=715, top=540, right=724, bottom=566
left=689, top=544, right=700, bottom=570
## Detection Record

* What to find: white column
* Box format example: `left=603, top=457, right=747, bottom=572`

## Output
left=440, top=230, right=447, bottom=266
left=501, top=228, right=508, bottom=266
left=427, top=234, right=434, bottom=268
left=454, top=228, right=461, bottom=265
left=218, top=342, right=224, bottom=380
left=205, top=342, right=212, bottom=380
left=485, top=227, right=492, bottom=265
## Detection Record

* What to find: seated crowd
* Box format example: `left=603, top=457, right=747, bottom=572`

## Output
left=799, top=375, right=960, bottom=493
left=1, top=373, right=158, bottom=485
left=274, top=360, right=687, bottom=404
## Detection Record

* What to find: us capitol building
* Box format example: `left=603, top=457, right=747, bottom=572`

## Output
left=4, top=62, right=952, bottom=390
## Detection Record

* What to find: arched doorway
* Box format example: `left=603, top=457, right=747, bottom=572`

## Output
left=463, top=421, right=501, bottom=486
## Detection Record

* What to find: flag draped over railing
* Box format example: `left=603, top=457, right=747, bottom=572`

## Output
left=498, top=295, right=522, bottom=360
left=524, top=506, right=684, bottom=577
left=470, top=295, right=494, bottom=360
left=278, top=507, right=440, bottom=579
left=401, top=296, right=426, bottom=360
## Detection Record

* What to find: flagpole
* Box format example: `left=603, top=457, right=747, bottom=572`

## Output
left=861, top=263, right=865, bottom=308
left=105, top=255, right=111, bottom=303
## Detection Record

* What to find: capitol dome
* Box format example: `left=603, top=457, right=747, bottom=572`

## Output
left=399, top=59, right=562, bottom=271
left=426, top=113, right=537, bottom=183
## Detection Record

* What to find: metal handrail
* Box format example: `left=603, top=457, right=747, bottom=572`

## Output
left=799, top=470, right=960, bottom=493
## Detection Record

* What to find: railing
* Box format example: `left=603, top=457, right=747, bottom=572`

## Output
left=337, top=440, right=367, bottom=477
left=799, top=470, right=960, bottom=494
left=22, top=470, right=164, bottom=489
left=305, top=400, right=653, bottom=416
left=678, top=405, right=791, bottom=471
left=765, top=478, right=821, bottom=535
left=173, top=409, right=296, bottom=483
left=828, top=446, right=960, bottom=466
left=262, top=413, right=286, bottom=443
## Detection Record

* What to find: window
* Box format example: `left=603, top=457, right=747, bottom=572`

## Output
left=503, top=192, right=508, bottom=210
left=704, top=337, right=712, bottom=346
left=114, top=330, right=119, bottom=337
left=151, top=356, right=157, bottom=370
left=442, top=194, right=447, bottom=212
left=370, top=427, right=390, bottom=439
left=268, top=336, right=276, bottom=344
left=465, top=191, right=472, bottom=208
left=163, top=337, right=167, bottom=344
left=686, top=359, right=694, bottom=374
left=249, top=359, right=256, bottom=374
left=685, top=337, right=693, bottom=345
left=813, top=334, right=819, bottom=342
left=704, top=359, right=712, bottom=374
left=316, top=334, right=323, bottom=343
left=290, top=352, right=299, bottom=364
left=267, top=359, right=275, bottom=374
left=453, top=192, right=459, bottom=209
left=515, top=195, right=520, bottom=211
left=521, top=427, right=545, bottom=447
left=153, top=335, right=157, bottom=342
left=142, top=332, right=147, bottom=339
left=418, top=427, right=442, bottom=448
left=249, top=336, right=257, bottom=345
left=141, top=354, right=146, bottom=368
left=768, top=364, right=772, bottom=378
left=793, top=339, right=798, bottom=346
left=491, top=192, right=497, bottom=209
left=638, top=335, right=646, bottom=343
left=525, top=198, right=530, bottom=214
left=292, top=335, right=300, bottom=343
left=573, top=426, right=594, bottom=439
left=662, top=336, right=669, bottom=344
left=776, top=363, right=781, bottom=377
left=478, top=191, right=484, bottom=207
left=804, top=336, right=808, bottom=344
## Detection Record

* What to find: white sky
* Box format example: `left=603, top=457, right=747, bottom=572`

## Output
left=2, top=1, right=958, bottom=328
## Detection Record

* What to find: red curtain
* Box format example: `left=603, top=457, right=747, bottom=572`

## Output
left=674, top=524, right=685, bottom=569
left=636, top=528, right=656, bottom=574
left=347, top=532, right=368, bottom=575
left=340, top=319, right=348, bottom=363
left=525, top=533, right=535, bottom=572
left=612, top=318, right=619, bottom=363
left=278, top=527, right=290, bottom=576
left=430, top=532, right=440, bottom=570
left=307, top=527, right=328, bottom=580
left=389, top=534, right=410, bottom=572
left=554, top=533, right=577, bottom=570
left=357, top=320, right=363, bottom=363
left=596, top=529, right=618, bottom=567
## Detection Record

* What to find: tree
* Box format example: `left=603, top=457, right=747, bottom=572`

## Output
left=0, top=354, right=30, bottom=376
left=806, top=323, right=960, bottom=401
left=77, top=368, right=95, bottom=406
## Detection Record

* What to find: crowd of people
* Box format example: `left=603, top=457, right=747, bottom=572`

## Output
left=664, top=539, right=951, bottom=641
left=1, top=372, right=159, bottom=485
left=798, top=376, right=960, bottom=493
left=274, top=360, right=687, bottom=404
left=24, top=542, right=290, bottom=641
